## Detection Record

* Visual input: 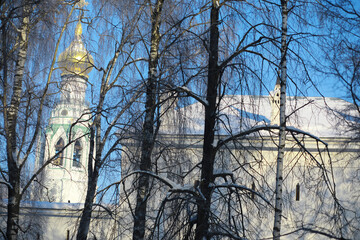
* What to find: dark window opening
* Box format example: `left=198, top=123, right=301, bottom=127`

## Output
left=296, top=183, right=300, bottom=201
left=73, top=140, right=82, bottom=168
left=251, top=182, right=256, bottom=200
left=54, top=138, right=64, bottom=166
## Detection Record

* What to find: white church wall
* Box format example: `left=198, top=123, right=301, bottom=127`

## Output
left=119, top=128, right=360, bottom=239
left=0, top=202, right=116, bottom=240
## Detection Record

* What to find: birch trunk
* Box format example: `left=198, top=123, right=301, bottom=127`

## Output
left=273, top=0, right=288, bottom=239
left=132, top=0, right=164, bottom=239
left=194, top=1, right=220, bottom=239
left=5, top=3, right=30, bottom=240
left=76, top=127, right=98, bottom=240
left=76, top=54, right=116, bottom=240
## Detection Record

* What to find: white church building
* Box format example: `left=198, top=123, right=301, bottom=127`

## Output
left=120, top=80, right=360, bottom=239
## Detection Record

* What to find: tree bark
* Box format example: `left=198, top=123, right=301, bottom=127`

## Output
left=273, top=0, right=288, bottom=239
left=194, top=1, right=220, bottom=239
left=132, top=0, right=164, bottom=239
left=76, top=127, right=97, bottom=240
left=5, top=3, right=30, bottom=239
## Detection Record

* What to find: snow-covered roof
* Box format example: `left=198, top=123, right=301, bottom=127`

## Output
left=161, top=95, right=358, bottom=138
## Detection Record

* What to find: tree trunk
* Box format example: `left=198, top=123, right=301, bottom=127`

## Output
left=5, top=3, right=30, bottom=239
left=273, top=0, right=288, bottom=239
left=132, top=0, right=164, bottom=239
left=194, top=1, right=220, bottom=239
left=76, top=127, right=98, bottom=240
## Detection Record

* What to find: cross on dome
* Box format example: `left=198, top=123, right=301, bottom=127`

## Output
left=57, top=4, right=93, bottom=78
left=76, top=0, right=89, bottom=8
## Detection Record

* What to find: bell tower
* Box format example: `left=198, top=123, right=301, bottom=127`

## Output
left=39, top=18, right=93, bottom=203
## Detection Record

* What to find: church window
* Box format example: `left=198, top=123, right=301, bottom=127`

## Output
left=251, top=182, right=256, bottom=200
left=73, top=140, right=82, bottom=168
left=54, top=138, right=64, bottom=166
left=296, top=183, right=300, bottom=201
left=61, top=109, right=68, bottom=116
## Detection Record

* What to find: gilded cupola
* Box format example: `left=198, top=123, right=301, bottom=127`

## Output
left=58, top=20, right=93, bottom=78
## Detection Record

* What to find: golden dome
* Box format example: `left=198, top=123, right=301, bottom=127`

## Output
left=58, top=20, right=93, bottom=78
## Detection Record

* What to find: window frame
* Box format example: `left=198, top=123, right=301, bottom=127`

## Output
left=72, top=140, right=82, bottom=168
left=54, top=138, right=64, bottom=166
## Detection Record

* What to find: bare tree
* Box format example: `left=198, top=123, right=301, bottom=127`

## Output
left=132, top=0, right=164, bottom=239
left=74, top=1, right=147, bottom=239
left=317, top=0, right=360, bottom=133
left=273, top=0, right=288, bottom=239
left=314, top=1, right=360, bottom=237
left=194, top=0, right=221, bottom=238
left=0, top=1, right=78, bottom=238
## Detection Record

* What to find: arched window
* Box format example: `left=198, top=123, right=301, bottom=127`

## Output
left=296, top=183, right=300, bottom=201
left=73, top=140, right=82, bottom=168
left=251, top=182, right=256, bottom=200
left=54, top=138, right=64, bottom=166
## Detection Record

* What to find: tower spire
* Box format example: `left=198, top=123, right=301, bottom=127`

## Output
left=75, top=18, right=82, bottom=37
left=270, top=70, right=281, bottom=125
left=58, top=0, right=93, bottom=78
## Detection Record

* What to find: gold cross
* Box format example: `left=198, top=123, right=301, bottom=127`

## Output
left=76, top=0, right=89, bottom=8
